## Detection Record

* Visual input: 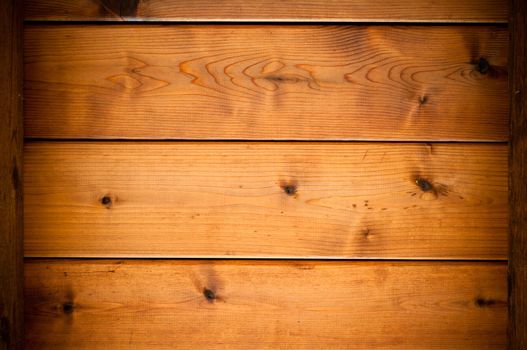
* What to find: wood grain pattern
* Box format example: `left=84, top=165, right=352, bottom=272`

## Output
left=24, top=142, right=508, bottom=259
left=24, top=25, right=509, bottom=141
left=0, top=0, right=24, bottom=349
left=24, top=260, right=507, bottom=350
left=509, top=0, right=527, bottom=348
left=23, top=0, right=508, bottom=23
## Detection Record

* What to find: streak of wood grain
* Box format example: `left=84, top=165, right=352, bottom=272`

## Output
left=24, top=25, right=508, bottom=141
left=24, top=260, right=507, bottom=350
left=23, top=142, right=508, bottom=259
left=23, top=0, right=508, bottom=23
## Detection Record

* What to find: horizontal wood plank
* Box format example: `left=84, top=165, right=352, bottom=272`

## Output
left=24, top=25, right=509, bottom=141
left=24, top=142, right=508, bottom=259
left=24, top=260, right=507, bottom=349
left=24, top=0, right=508, bottom=23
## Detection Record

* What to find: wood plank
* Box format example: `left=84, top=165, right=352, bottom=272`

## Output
left=23, top=0, right=508, bottom=23
left=24, top=25, right=509, bottom=141
left=24, top=142, right=508, bottom=259
left=509, top=0, right=527, bottom=348
left=0, top=0, right=24, bottom=349
left=24, top=260, right=507, bottom=350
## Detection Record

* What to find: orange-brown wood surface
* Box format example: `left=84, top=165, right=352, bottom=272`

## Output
left=24, top=142, right=508, bottom=259
left=24, top=0, right=508, bottom=23
left=24, top=260, right=507, bottom=350
left=24, top=25, right=509, bottom=141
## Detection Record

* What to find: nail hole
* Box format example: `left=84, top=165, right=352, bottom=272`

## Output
left=203, top=288, right=216, bottom=302
left=419, top=96, right=428, bottom=105
left=62, top=302, right=74, bottom=314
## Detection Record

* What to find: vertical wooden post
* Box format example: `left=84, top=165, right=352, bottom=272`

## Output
left=509, top=0, right=527, bottom=349
left=0, top=0, right=23, bottom=349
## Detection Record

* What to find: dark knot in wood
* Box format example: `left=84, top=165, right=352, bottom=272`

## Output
left=474, top=57, right=490, bottom=74
left=415, top=178, right=433, bottom=192
left=475, top=297, right=497, bottom=308
left=203, top=288, right=216, bottom=302
left=101, top=195, right=113, bottom=208
left=62, top=301, right=75, bottom=314
left=283, top=185, right=297, bottom=196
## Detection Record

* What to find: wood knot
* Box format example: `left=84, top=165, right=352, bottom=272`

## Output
left=280, top=180, right=299, bottom=197
left=100, top=195, right=114, bottom=208
left=474, top=57, right=490, bottom=74
left=415, top=177, right=439, bottom=200
left=283, top=185, right=297, bottom=196
left=475, top=297, right=496, bottom=308
left=415, top=178, right=433, bottom=192
left=62, top=301, right=75, bottom=314
left=203, top=288, right=216, bottom=302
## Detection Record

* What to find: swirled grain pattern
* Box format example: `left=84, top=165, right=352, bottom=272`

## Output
left=24, top=25, right=508, bottom=140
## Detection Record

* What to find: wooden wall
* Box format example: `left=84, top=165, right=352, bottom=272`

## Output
left=22, top=1, right=510, bottom=349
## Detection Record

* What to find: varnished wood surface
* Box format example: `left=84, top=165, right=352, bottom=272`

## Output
left=24, top=25, right=509, bottom=141
left=24, top=142, right=508, bottom=259
left=0, top=0, right=24, bottom=349
left=24, top=0, right=508, bottom=23
left=24, top=260, right=507, bottom=350
left=509, top=0, right=527, bottom=348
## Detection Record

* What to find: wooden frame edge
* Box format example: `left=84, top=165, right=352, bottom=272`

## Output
left=0, top=0, right=24, bottom=349
left=509, top=0, right=527, bottom=348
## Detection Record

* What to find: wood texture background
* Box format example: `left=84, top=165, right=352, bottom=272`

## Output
left=0, top=0, right=23, bottom=349
left=24, top=142, right=508, bottom=259
left=20, top=0, right=514, bottom=348
left=509, top=0, right=527, bottom=348
left=24, top=25, right=508, bottom=141
left=25, top=260, right=507, bottom=350
left=23, top=0, right=508, bottom=22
